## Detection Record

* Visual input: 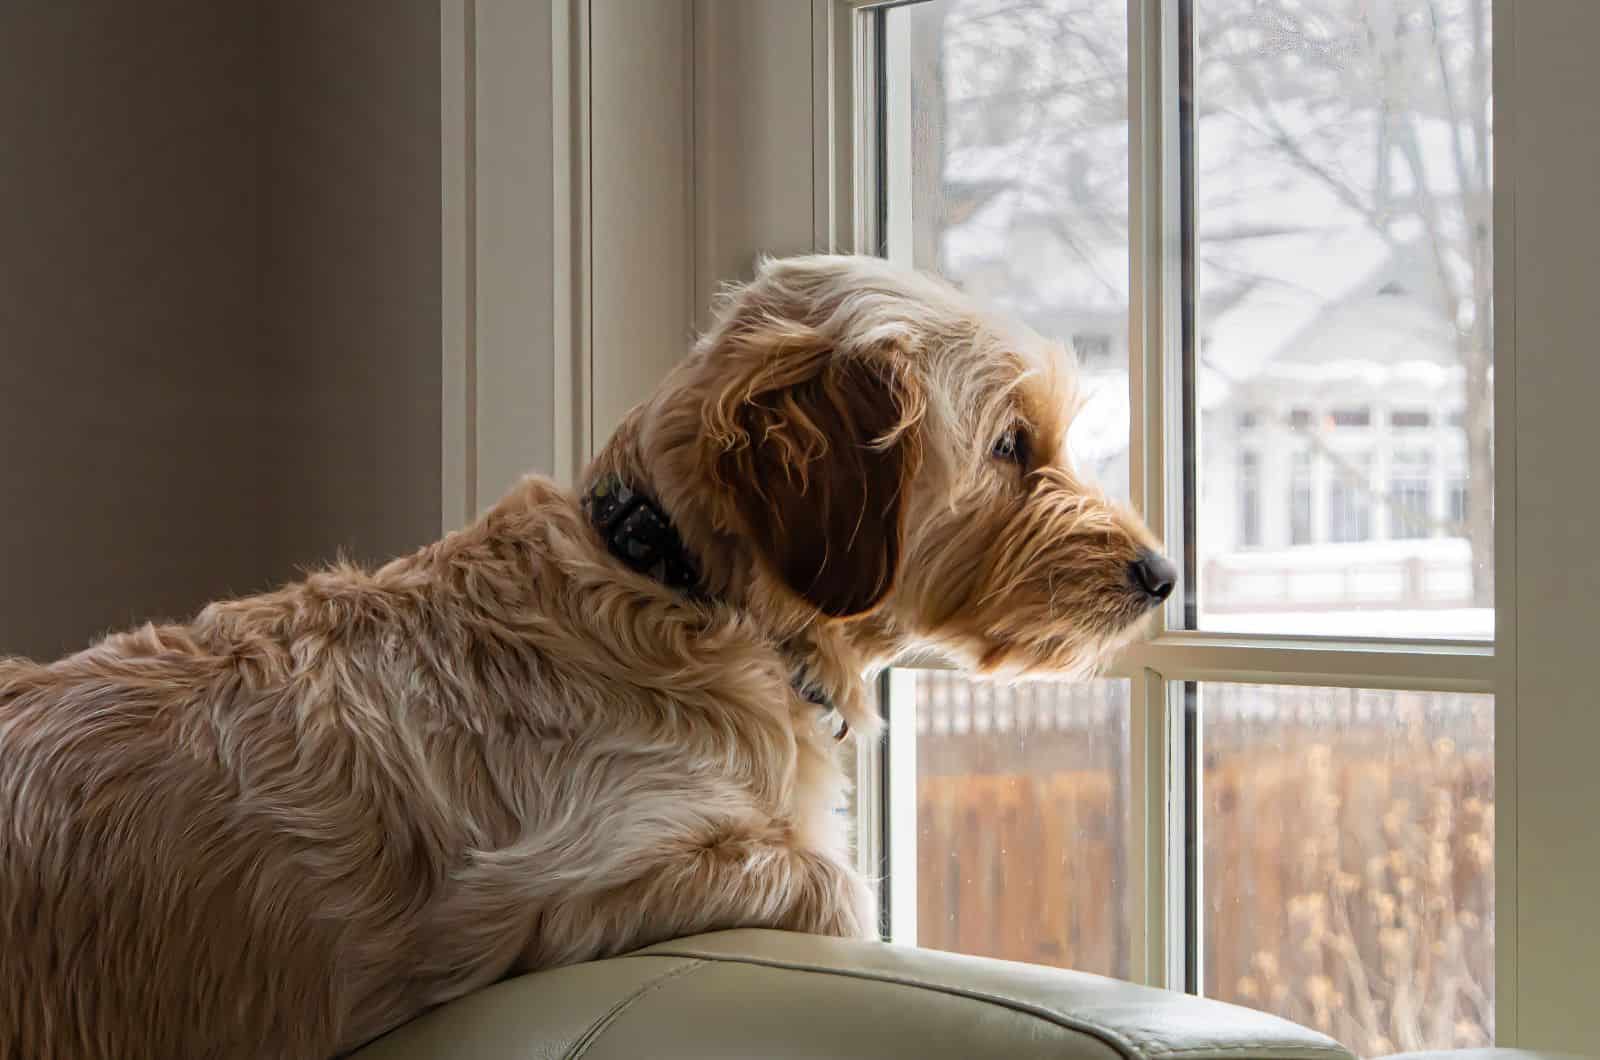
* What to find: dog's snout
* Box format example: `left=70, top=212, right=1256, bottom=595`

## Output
left=1129, top=549, right=1177, bottom=603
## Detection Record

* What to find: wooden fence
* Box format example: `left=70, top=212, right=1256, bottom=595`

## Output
left=910, top=676, right=1494, bottom=1057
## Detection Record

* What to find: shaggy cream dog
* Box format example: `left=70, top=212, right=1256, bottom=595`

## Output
left=0, top=255, right=1174, bottom=1058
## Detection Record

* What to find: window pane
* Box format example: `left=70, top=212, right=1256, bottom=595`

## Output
left=912, top=673, right=1132, bottom=979
left=888, top=0, right=1131, bottom=501
left=1201, top=683, right=1494, bottom=1054
left=1194, top=0, right=1493, bottom=639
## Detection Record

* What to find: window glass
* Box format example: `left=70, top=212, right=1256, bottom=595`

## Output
left=888, top=0, right=1131, bottom=503
left=914, top=673, right=1133, bottom=979
left=1194, top=0, right=1493, bottom=639
left=882, top=0, right=1495, bottom=1013
left=1202, top=683, right=1494, bottom=1054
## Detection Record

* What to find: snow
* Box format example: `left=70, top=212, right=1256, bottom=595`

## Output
left=1201, top=607, right=1493, bottom=639
left=1216, top=537, right=1473, bottom=567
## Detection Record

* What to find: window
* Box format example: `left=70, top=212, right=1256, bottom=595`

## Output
left=1449, top=477, right=1470, bottom=529
left=1202, top=684, right=1494, bottom=1054
left=1389, top=449, right=1434, bottom=541
left=1072, top=331, right=1114, bottom=366
left=1194, top=0, right=1493, bottom=637
left=910, top=673, right=1133, bottom=978
left=1328, top=455, right=1374, bottom=544
left=866, top=0, right=1494, bottom=1046
left=1392, top=409, right=1432, bottom=430
left=1238, top=450, right=1261, bottom=548
left=1290, top=450, right=1315, bottom=547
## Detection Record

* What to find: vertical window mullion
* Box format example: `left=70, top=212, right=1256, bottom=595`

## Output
left=1176, top=0, right=1198, bottom=634
left=1174, top=0, right=1201, bottom=994
left=1128, top=0, right=1187, bottom=991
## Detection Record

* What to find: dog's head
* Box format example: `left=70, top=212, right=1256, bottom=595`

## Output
left=633, top=254, right=1172, bottom=677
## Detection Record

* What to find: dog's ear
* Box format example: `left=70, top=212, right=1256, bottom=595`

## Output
left=707, top=327, right=923, bottom=618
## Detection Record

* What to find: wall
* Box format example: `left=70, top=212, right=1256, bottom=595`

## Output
left=262, top=0, right=442, bottom=571
left=0, top=0, right=268, bottom=659
left=589, top=0, right=694, bottom=442
left=0, top=0, right=441, bottom=660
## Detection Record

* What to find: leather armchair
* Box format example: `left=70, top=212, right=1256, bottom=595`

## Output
left=352, top=930, right=1357, bottom=1059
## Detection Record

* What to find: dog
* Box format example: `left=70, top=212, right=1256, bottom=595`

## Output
left=0, top=254, right=1174, bottom=1058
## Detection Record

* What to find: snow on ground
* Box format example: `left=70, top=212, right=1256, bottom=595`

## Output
left=1200, top=607, right=1493, bottom=639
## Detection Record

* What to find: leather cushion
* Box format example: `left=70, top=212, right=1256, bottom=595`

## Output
left=353, top=930, right=1353, bottom=1059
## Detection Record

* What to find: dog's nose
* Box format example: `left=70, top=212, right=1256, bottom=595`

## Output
left=1130, top=549, right=1177, bottom=602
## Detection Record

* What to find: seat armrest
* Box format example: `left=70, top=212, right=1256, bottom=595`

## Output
left=353, top=929, right=1355, bottom=1060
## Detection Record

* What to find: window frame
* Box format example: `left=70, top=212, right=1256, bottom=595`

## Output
left=457, top=0, right=1600, bottom=1046
left=836, top=0, right=1501, bottom=1003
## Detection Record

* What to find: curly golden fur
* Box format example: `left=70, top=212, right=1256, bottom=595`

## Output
left=0, top=254, right=1168, bottom=1058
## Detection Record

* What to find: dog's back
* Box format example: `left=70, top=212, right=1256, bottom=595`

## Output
left=0, top=629, right=359, bottom=1058
left=0, top=480, right=697, bottom=1058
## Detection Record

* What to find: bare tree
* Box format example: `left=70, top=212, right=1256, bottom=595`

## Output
left=1200, top=0, right=1493, bottom=604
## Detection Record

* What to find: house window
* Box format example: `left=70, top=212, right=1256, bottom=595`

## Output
left=1290, top=450, right=1314, bottom=546
left=1238, top=451, right=1261, bottom=548
left=1391, top=409, right=1432, bottom=429
left=1329, top=407, right=1371, bottom=428
left=871, top=0, right=1493, bottom=1046
left=1389, top=449, right=1433, bottom=539
left=1449, top=478, right=1470, bottom=530
left=1328, top=455, right=1374, bottom=543
left=1072, top=331, right=1113, bottom=366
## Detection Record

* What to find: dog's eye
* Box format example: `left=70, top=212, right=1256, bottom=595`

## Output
left=991, top=425, right=1030, bottom=467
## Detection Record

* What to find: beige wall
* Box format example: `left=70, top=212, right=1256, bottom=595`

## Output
left=0, top=0, right=441, bottom=661
left=262, top=0, right=442, bottom=573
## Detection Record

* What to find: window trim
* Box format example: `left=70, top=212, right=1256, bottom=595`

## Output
left=475, top=0, right=1600, bottom=1045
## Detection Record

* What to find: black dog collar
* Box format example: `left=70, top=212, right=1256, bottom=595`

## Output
left=582, top=474, right=848, bottom=741
left=582, top=475, right=703, bottom=595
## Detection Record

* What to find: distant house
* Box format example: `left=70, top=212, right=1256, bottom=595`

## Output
left=936, top=183, right=1482, bottom=632
left=1194, top=239, right=1480, bottom=631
